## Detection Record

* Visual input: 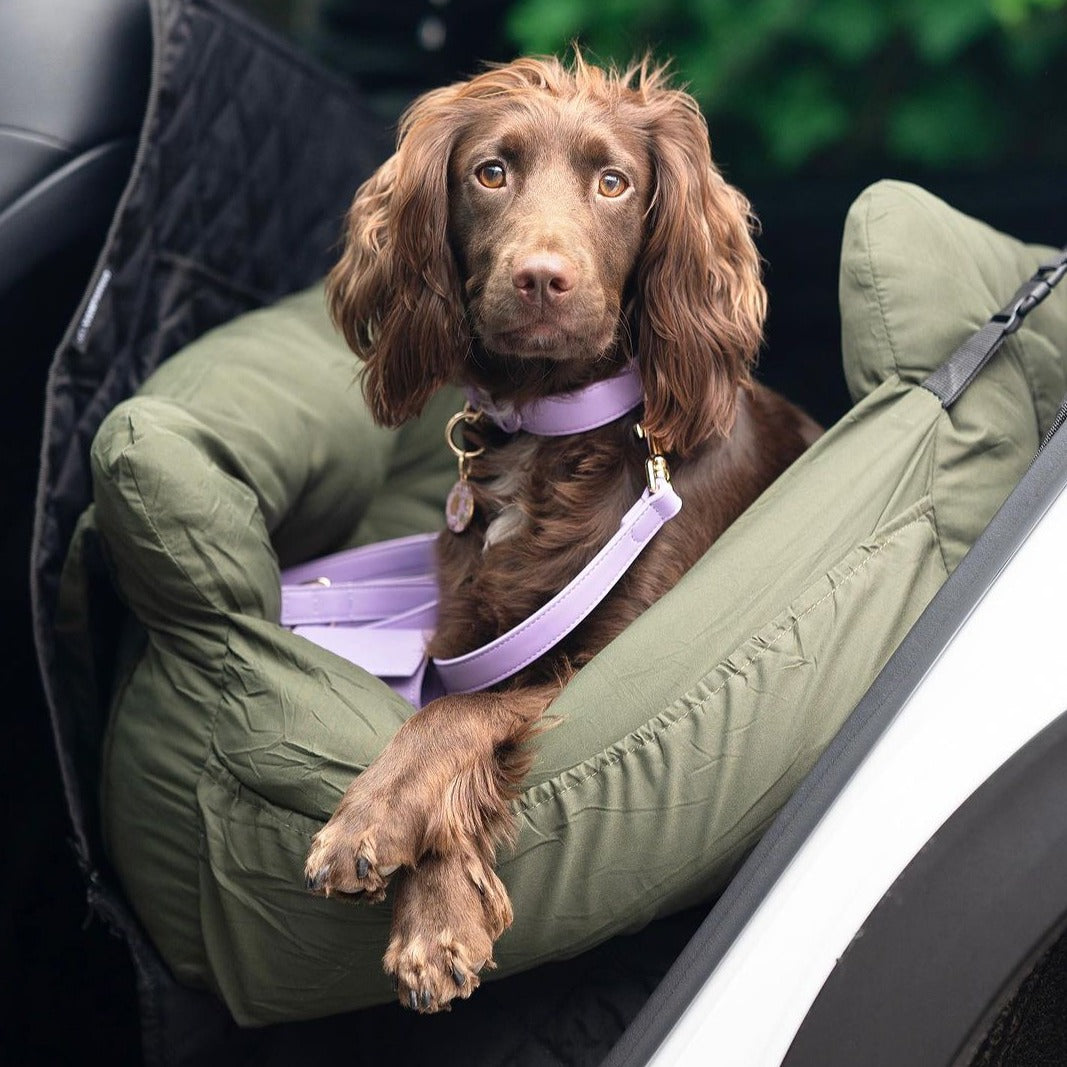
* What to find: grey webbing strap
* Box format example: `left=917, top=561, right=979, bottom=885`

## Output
left=923, top=246, right=1067, bottom=408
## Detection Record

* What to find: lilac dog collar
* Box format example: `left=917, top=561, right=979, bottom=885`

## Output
left=465, top=362, right=643, bottom=435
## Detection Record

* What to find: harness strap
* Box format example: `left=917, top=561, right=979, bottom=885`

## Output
left=280, top=479, right=682, bottom=705
left=923, top=246, right=1067, bottom=408
left=434, top=481, right=681, bottom=693
left=280, top=533, right=436, bottom=624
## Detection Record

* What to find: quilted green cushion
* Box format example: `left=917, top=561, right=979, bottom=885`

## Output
left=81, top=182, right=1066, bottom=1024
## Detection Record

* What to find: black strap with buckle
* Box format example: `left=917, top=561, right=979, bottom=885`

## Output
left=923, top=246, right=1067, bottom=409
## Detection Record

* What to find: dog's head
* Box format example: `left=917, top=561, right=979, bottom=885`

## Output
left=328, top=54, right=765, bottom=455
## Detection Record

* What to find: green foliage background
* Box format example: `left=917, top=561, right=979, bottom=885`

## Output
left=506, top=0, right=1067, bottom=181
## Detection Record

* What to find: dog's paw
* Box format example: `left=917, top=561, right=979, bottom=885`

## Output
left=304, top=821, right=404, bottom=903
left=385, top=925, right=490, bottom=1014
left=385, top=849, right=513, bottom=1012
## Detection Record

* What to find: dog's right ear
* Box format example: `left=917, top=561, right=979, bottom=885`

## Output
left=327, top=84, right=470, bottom=427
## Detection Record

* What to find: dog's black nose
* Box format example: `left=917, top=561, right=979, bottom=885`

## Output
left=512, top=253, right=575, bottom=305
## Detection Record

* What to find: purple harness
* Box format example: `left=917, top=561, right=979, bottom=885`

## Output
left=280, top=364, right=682, bottom=707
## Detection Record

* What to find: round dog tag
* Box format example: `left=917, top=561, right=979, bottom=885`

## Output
left=446, top=479, right=475, bottom=533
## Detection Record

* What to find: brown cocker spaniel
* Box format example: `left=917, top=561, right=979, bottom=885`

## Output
left=304, top=54, right=820, bottom=1012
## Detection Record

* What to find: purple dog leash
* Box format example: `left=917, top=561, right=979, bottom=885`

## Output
left=280, top=363, right=681, bottom=706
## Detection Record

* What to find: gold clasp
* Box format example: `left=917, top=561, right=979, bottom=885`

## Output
left=444, top=405, right=485, bottom=533
left=634, top=423, right=671, bottom=491
left=445, top=404, right=485, bottom=478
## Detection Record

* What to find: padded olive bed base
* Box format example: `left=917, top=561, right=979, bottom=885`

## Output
left=67, top=182, right=1067, bottom=1024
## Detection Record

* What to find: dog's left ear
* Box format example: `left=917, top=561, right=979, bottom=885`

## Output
left=634, top=90, right=766, bottom=456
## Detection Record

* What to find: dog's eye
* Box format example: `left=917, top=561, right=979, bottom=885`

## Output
left=598, top=171, right=628, bottom=198
left=476, top=162, right=507, bottom=189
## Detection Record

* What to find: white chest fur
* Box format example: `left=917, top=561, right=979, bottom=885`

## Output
left=481, top=435, right=538, bottom=551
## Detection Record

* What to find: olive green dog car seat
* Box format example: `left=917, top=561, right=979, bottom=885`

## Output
left=67, top=181, right=1066, bottom=1025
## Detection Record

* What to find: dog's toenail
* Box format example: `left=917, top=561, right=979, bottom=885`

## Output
left=408, top=990, right=418, bottom=1010
left=305, top=866, right=329, bottom=891
left=421, top=989, right=433, bottom=1009
left=452, top=966, right=465, bottom=988
left=356, top=856, right=369, bottom=879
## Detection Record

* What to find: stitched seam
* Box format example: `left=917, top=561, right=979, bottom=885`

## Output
left=196, top=619, right=235, bottom=950
left=1004, top=332, right=1047, bottom=442
left=119, top=436, right=220, bottom=614
left=282, top=577, right=437, bottom=623
left=928, top=403, right=951, bottom=577
left=98, top=620, right=143, bottom=848
left=522, top=378, right=643, bottom=433
left=197, top=0, right=362, bottom=92
left=864, top=186, right=901, bottom=377
left=517, top=511, right=933, bottom=816
left=0, top=124, right=77, bottom=152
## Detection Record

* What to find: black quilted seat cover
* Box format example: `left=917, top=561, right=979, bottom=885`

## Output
left=32, top=0, right=385, bottom=872
left=29, top=0, right=385, bottom=1052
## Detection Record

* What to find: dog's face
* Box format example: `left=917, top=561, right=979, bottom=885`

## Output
left=448, top=100, right=652, bottom=365
left=328, top=56, right=767, bottom=456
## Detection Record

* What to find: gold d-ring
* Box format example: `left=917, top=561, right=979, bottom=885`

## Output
left=445, top=405, right=485, bottom=461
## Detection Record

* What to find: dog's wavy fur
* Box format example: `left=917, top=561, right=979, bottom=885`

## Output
left=328, top=54, right=765, bottom=453
left=306, top=53, right=820, bottom=1012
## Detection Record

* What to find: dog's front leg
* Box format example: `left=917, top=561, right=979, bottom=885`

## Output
left=379, top=682, right=561, bottom=1011
left=304, top=684, right=558, bottom=903
left=385, top=845, right=512, bottom=1012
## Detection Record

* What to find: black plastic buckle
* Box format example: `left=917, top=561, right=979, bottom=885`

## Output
left=993, top=255, right=1067, bottom=336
